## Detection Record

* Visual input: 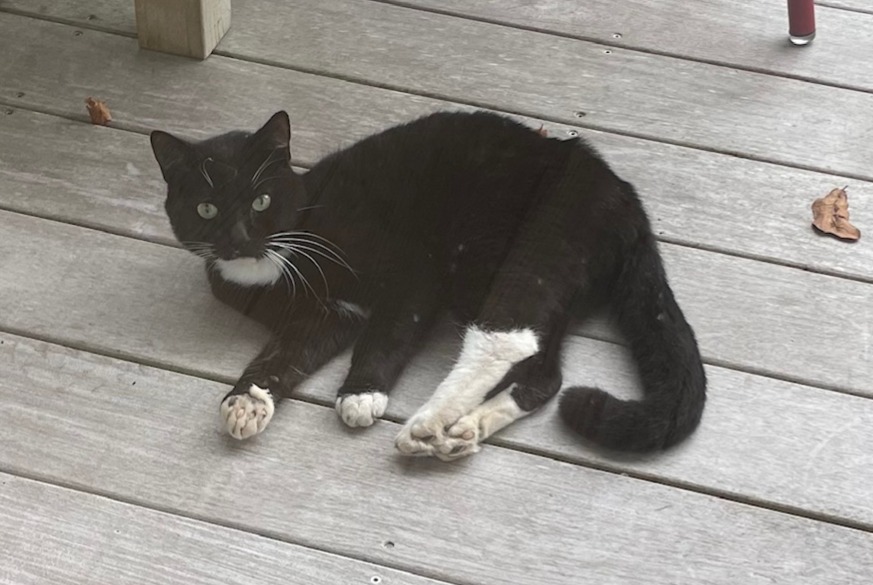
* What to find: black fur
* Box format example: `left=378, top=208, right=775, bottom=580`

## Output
left=150, top=110, right=706, bottom=451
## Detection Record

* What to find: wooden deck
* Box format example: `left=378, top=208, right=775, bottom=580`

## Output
left=1, top=1, right=873, bottom=583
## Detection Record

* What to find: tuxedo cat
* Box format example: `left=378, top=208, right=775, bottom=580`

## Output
left=149, top=110, right=706, bottom=460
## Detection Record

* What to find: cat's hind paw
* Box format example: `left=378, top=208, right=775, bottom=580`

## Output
left=394, top=405, right=465, bottom=458
left=220, top=385, right=275, bottom=440
left=434, top=416, right=482, bottom=461
left=335, top=392, right=388, bottom=428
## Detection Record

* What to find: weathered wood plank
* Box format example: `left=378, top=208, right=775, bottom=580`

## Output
left=2, top=333, right=872, bottom=585
left=2, top=55, right=872, bottom=284
left=1, top=11, right=871, bottom=181
left=295, top=326, right=873, bottom=527
left=2, top=212, right=873, bottom=528
left=819, top=0, right=873, bottom=13
left=387, top=0, right=873, bottom=91
left=0, top=473, right=448, bottom=585
left=8, top=0, right=873, bottom=92
left=1, top=203, right=870, bottom=397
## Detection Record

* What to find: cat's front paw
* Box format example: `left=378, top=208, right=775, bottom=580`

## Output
left=220, top=385, right=275, bottom=440
left=335, top=392, right=388, bottom=427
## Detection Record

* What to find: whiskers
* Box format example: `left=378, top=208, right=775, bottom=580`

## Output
left=181, top=241, right=216, bottom=261
left=265, top=231, right=356, bottom=302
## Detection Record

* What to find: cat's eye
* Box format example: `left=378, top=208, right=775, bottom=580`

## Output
left=252, top=194, right=271, bottom=212
left=197, top=202, right=218, bottom=219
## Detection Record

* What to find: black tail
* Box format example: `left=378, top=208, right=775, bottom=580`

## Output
left=559, top=228, right=706, bottom=452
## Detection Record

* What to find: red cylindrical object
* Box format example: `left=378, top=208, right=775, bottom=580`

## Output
left=787, top=0, right=816, bottom=38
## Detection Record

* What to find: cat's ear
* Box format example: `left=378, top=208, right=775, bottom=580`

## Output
left=251, top=111, right=291, bottom=151
left=150, top=131, right=194, bottom=181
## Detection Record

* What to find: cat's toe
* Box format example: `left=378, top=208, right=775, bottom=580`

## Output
left=434, top=416, right=482, bottom=461
left=394, top=428, right=435, bottom=457
left=220, top=385, right=275, bottom=440
left=394, top=407, right=461, bottom=457
left=335, top=392, right=388, bottom=427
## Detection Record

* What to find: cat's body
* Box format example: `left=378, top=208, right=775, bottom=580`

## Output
left=150, top=110, right=706, bottom=459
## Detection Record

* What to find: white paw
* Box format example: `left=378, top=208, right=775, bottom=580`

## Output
left=434, top=415, right=482, bottom=461
left=394, top=405, right=464, bottom=458
left=335, top=392, right=388, bottom=427
left=220, top=385, right=275, bottom=440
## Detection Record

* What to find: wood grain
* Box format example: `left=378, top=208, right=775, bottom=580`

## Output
left=387, top=0, right=873, bottom=91
left=1, top=333, right=872, bottom=585
left=2, top=211, right=873, bottom=528
left=294, top=326, right=873, bottom=528
left=8, top=0, right=873, bottom=92
left=1, top=10, right=872, bottom=182
left=2, top=201, right=870, bottom=396
left=0, top=473, right=448, bottom=585
left=3, top=69, right=872, bottom=285
left=819, top=0, right=873, bottom=13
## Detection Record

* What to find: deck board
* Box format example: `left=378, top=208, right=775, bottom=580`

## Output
left=2, top=11, right=872, bottom=181
left=2, top=204, right=871, bottom=398
left=1, top=0, right=872, bottom=580
left=1, top=334, right=872, bottom=585
left=387, top=0, right=873, bottom=91
left=0, top=474, right=447, bottom=585
left=820, top=0, right=873, bottom=13
left=9, top=0, right=873, bottom=92
left=5, top=107, right=873, bottom=282
left=3, top=212, right=873, bottom=528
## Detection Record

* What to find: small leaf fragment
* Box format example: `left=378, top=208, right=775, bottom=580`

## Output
left=811, top=186, right=860, bottom=241
left=536, top=124, right=548, bottom=137
left=85, top=97, right=112, bottom=126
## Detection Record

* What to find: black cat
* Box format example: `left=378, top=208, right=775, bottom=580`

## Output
left=149, top=110, right=706, bottom=460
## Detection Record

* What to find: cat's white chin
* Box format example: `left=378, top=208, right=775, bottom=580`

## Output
left=215, top=257, right=282, bottom=286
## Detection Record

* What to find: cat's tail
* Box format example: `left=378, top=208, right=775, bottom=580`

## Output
left=558, top=227, right=706, bottom=452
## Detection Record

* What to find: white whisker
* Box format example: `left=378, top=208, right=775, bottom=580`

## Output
left=267, top=232, right=356, bottom=276
left=270, top=241, right=354, bottom=274
left=265, top=249, right=296, bottom=297
left=279, top=245, right=330, bottom=298
left=272, top=248, right=318, bottom=301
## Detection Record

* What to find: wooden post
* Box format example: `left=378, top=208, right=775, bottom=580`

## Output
left=134, top=0, right=231, bottom=60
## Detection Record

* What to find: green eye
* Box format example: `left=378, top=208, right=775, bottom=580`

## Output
left=197, top=202, right=218, bottom=219
left=252, top=193, right=271, bottom=212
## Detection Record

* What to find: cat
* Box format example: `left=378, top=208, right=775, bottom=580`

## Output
left=149, top=110, right=706, bottom=460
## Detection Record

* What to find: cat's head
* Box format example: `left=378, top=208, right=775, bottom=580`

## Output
left=150, top=111, right=306, bottom=286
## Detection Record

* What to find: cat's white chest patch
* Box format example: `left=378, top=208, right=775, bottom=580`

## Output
left=216, top=257, right=282, bottom=286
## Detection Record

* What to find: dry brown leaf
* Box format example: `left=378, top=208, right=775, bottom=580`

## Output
left=811, top=186, right=860, bottom=241
left=85, top=97, right=112, bottom=126
left=536, top=124, right=548, bottom=137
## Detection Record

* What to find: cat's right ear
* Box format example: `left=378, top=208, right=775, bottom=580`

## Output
left=150, top=131, right=194, bottom=181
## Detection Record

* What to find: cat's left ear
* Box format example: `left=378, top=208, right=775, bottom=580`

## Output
left=252, top=111, right=291, bottom=151
left=150, top=131, right=195, bottom=181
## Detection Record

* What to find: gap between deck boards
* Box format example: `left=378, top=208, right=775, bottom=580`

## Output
left=1, top=281, right=873, bottom=537
left=0, top=471, right=463, bottom=585
left=365, top=0, right=873, bottom=96
left=2, top=203, right=869, bottom=405
left=1, top=101, right=869, bottom=290
left=1, top=7, right=872, bottom=183
left=2, top=329, right=873, bottom=577
left=4, top=0, right=873, bottom=96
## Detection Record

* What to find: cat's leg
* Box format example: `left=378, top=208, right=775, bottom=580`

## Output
left=335, top=289, right=442, bottom=428
left=221, top=309, right=366, bottom=439
left=395, top=200, right=583, bottom=458
left=435, top=324, right=565, bottom=460
left=394, top=319, right=567, bottom=459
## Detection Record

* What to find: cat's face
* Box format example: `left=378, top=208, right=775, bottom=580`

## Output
left=150, top=111, right=306, bottom=286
